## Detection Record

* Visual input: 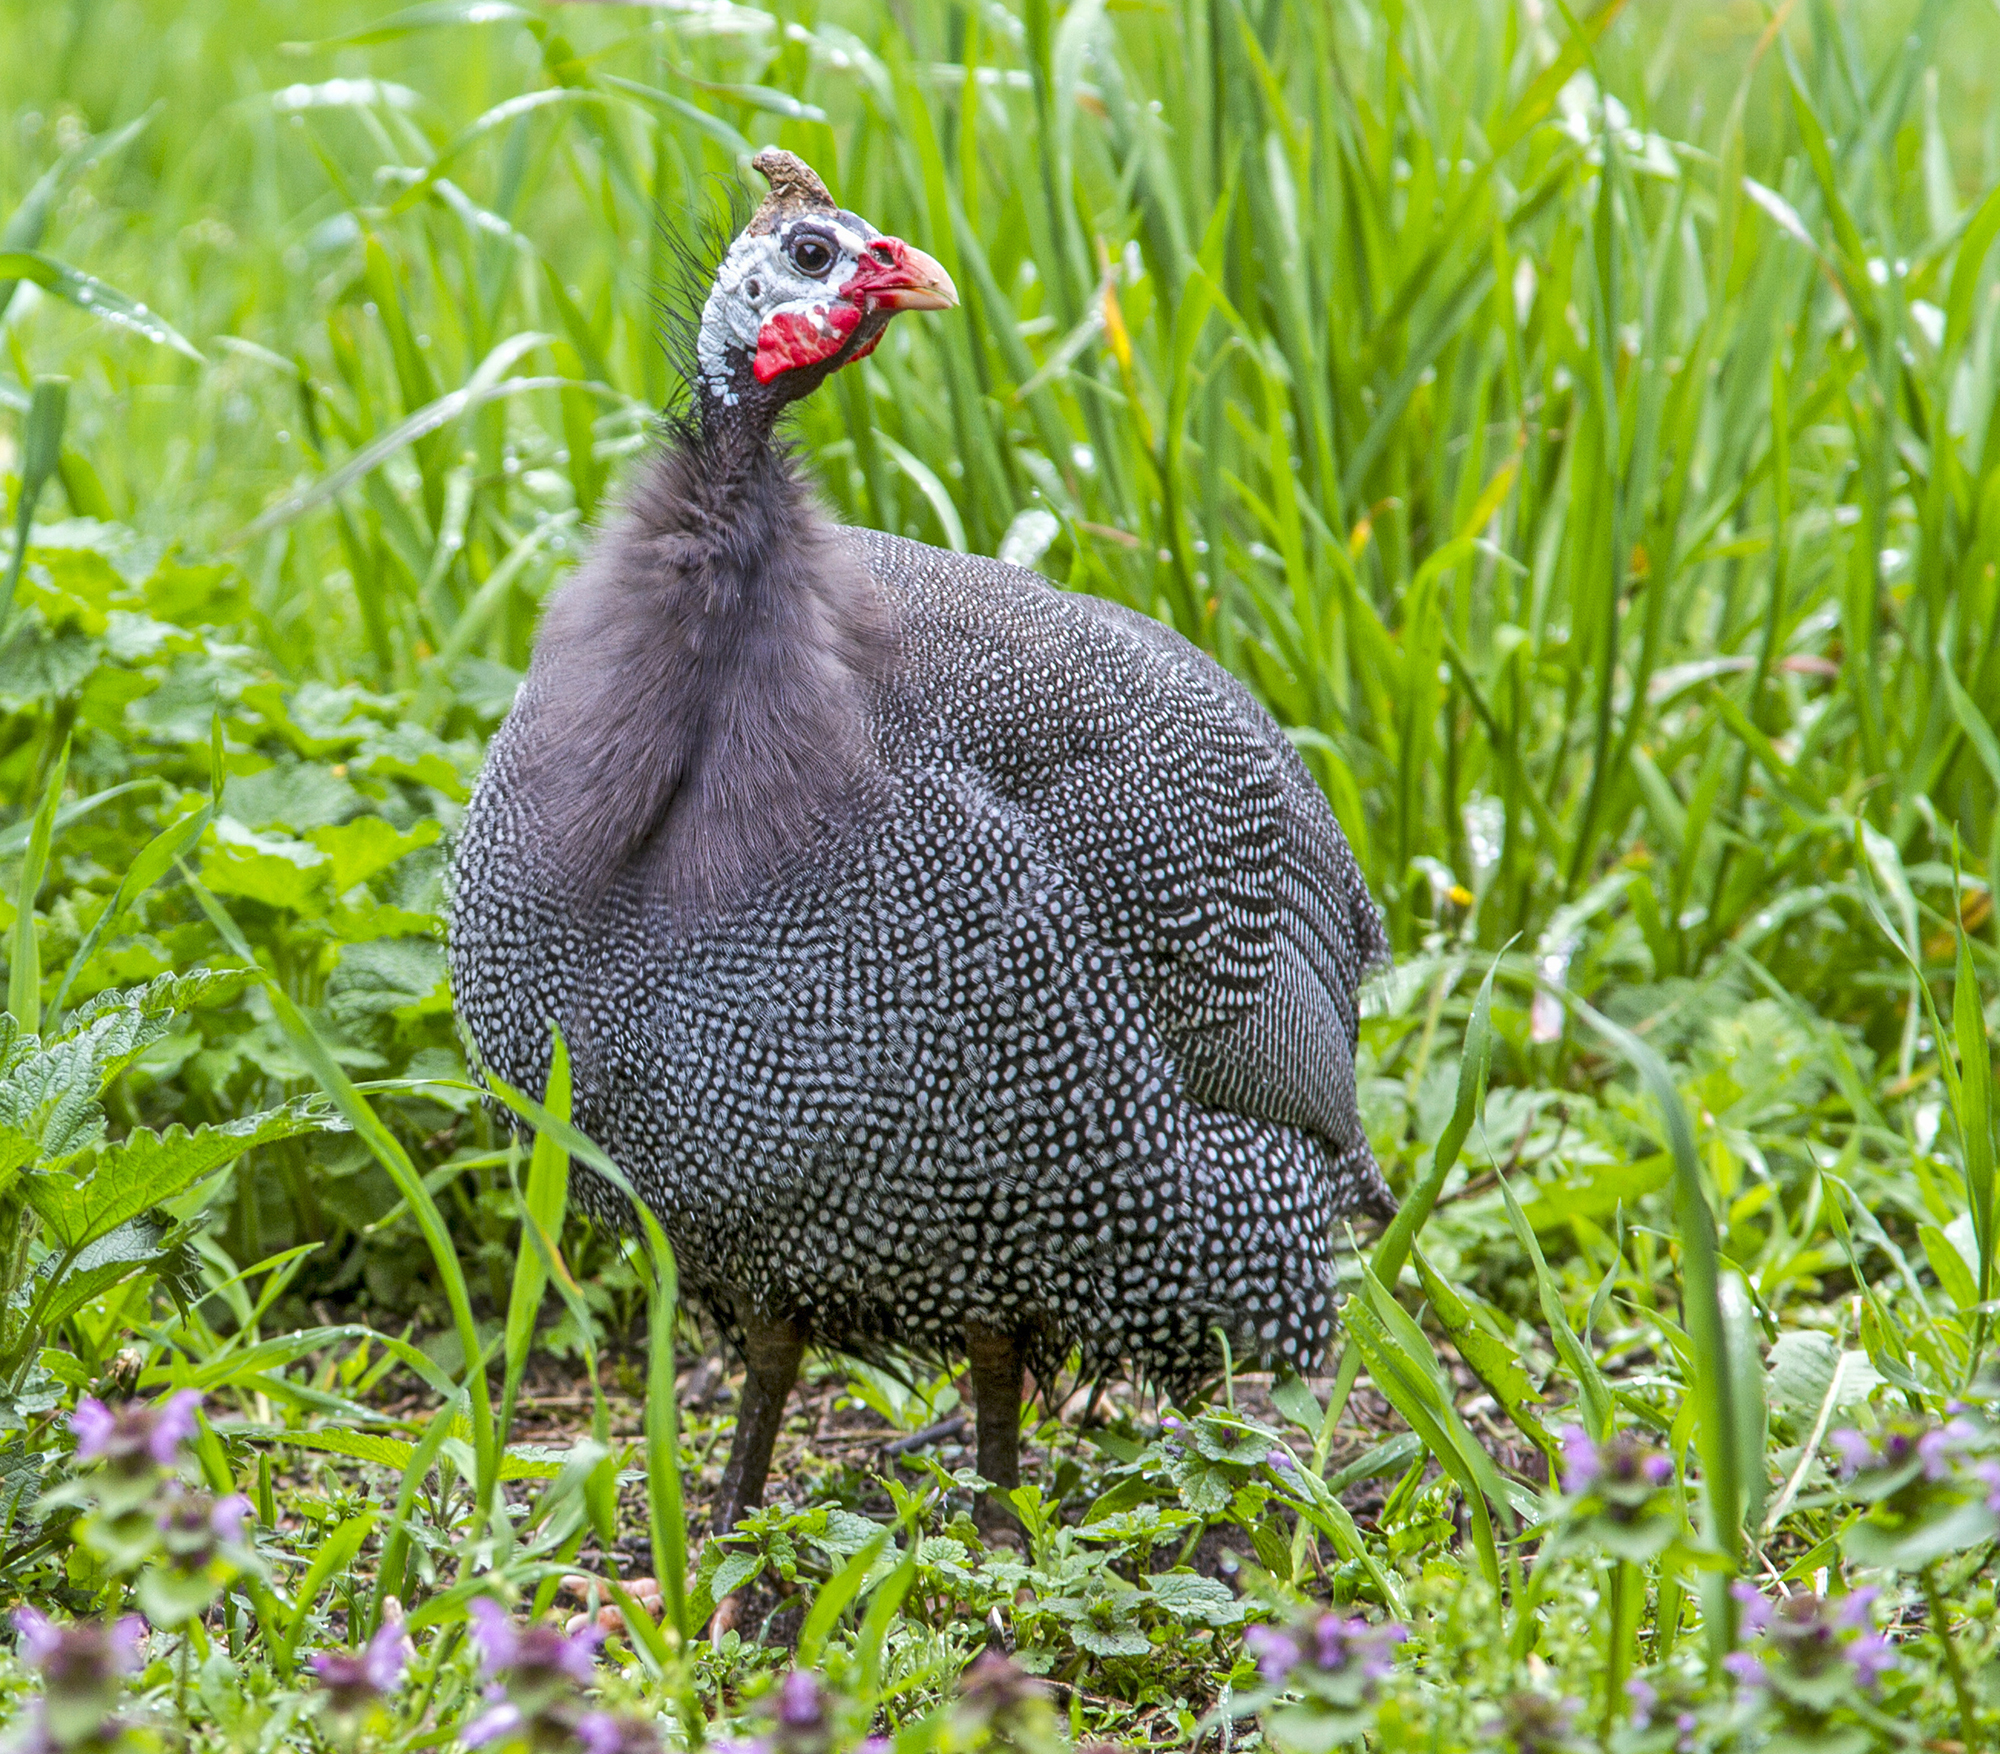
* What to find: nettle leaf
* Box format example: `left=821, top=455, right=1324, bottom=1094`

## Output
left=1067, top=1591, right=1154, bottom=1659
left=352, top=722, right=477, bottom=801
left=1147, top=1570, right=1245, bottom=1626
left=328, top=938, right=448, bottom=1024
left=309, top=816, right=441, bottom=893
left=708, top=1551, right=766, bottom=1602
left=1163, top=1443, right=1238, bottom=1516
left=0, top=625, right=101, bottom=707
left=1766, top=1330, right=1879, bottom=1431
left=69, top=969, right=255, bottom=1029
left=1, top=973, right=266, bottom=1176
left=26, top=1097, right=335, bottom=1250
left=224, top=760, right=364, bottom=833
left=200, top=818, right=332, bottom=913
left=32, top=1213, right=190, bottom=1330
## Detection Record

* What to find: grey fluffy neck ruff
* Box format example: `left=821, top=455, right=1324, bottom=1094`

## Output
left=507, top=151, right=896, bottom=922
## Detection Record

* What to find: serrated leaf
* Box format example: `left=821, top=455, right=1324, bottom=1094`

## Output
left=1146, top=1571, right=1245, bottom=1626
left=1070, top=1618, right=1152, bottom=1658
left=708, top=1551, right=765, bottom=1601
left=26, top=1097, right=333, bottom=1249
left=33, top=1212, right=182, bottom=1330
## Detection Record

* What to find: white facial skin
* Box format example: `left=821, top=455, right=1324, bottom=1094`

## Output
left=696, top=215, right=879, bottom=405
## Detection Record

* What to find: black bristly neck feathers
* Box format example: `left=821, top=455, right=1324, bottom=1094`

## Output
left=502, top=159, right=906, bottom=921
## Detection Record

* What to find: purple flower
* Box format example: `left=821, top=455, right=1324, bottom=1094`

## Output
left=1266, top=1448, right=1300, bottom=1474
left=776, top=1669, right=825, bottom=1730
left=69, top=1399, right=116, bottom=1464
left=1833, top=1587, right=1878, bottom=1633
left=1730, top=1581, right=1773, bottom=1635
left=1244, top=1622, right=1301, bottom=1682
left=311, top=1622, right=409, bottom=1714
left=1976, top=1459, right=2000, bottom=1514
left=1642, top=1451, right=1674, bottom=1486
left=210, top=1492, right=252, bottom=1544
left=11, top=1609, right=144, bottom=1687
left=470, top=1599, right=600, bottom=1687
left=1722, top=1649, right=1766, bottom=1688
left=1847, top=1633, right=1895, bottom=1689
left=150, top=1390, right=202, bottom=1463
left=463, top=1702, right=524, bottom=1747
left=470, top=1598, right=520, bottom=1674
left=69, top=1390, right=203, bottom=1472
left=1557, top=1425, right=1599, bottom=1495
left=1624, top=1676, right=1658, bottom=1723
left=1918, top=1428, right=1952, bottom=1481
left=1828, top=1428, right=1874, bottom=1478
left=13, top=1607, right=64, bottom=1669
left=576, top=1710, right=663, bottom=1754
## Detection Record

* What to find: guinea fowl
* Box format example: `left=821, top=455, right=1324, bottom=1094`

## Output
left=449, top=149, right=1394, bottom=1542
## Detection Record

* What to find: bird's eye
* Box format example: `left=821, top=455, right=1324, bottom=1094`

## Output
left=789, top=233, right=834, bottom=277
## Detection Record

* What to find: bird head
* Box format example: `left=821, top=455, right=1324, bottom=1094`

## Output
left=695, top=149, right=957, bottom=419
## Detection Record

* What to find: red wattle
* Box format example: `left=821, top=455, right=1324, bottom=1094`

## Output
left=753, top=303, right=861, bottom=384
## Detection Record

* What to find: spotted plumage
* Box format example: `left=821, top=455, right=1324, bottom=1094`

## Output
left=448, top=149, right=1391, bottom=1530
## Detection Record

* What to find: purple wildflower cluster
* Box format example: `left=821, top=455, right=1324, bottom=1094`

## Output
left=1558, top=1426, right=1673, bottom=1498
left=1243, top=1612, right=1406, bottom=1687
left=1830, top=1413, right=2000, bottom=1506
left=711, top=1669, right=850, bottom=1754
left=1723, top=1583, right=1893, bottom=1718
left=57, top=1387, right=266, bottom=1631
left=310, top=1620, right=411, bottom=1722
left=1552, top=1425, right=1677, bottom=1559
left=10, top=1608, right=144, bottom=1754
left=1825, top=1412, right=2000, bottom=1571
left=70, top=1390, right=202, bottom=1475
left=1625, top=1675, right=1699, bottom=1753
left=462, top=1598, right=659, bottom=1754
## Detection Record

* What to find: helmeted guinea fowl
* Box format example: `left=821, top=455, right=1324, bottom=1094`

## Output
left=448, top=149, right=1394, bottom=1539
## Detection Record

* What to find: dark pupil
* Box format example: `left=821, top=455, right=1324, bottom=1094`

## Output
left=792, top=236, right=831, bottom=274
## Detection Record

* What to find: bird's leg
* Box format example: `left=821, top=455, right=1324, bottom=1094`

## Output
left=965, top=1320, right=1025, bottom=1543
left=706, top=1311, right=807, bottom=1644
left=713, top=1311, right=808, bottom=1537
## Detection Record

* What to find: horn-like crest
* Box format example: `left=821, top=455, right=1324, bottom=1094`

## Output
left=746, top=148, right=836, bottom=235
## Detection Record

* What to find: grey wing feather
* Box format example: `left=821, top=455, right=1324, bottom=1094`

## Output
left=859, top=530, right=1387, bottom=1161
left=1066, top=593, right=1389, bottom=1153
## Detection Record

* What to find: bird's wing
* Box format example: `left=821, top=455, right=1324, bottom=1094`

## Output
left=854, top=531, right=1387, bottom=1157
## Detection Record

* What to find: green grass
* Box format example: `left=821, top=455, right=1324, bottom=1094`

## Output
left=4, top=0, right=2000, bottom=1747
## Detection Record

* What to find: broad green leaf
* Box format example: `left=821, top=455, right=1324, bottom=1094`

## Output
left=199, top=819, right=331, bottom=913
left=307, top=816, right=441, bottom=894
